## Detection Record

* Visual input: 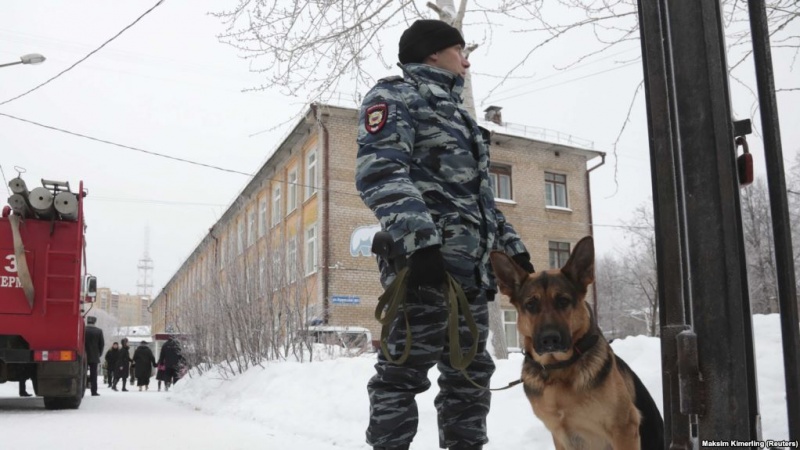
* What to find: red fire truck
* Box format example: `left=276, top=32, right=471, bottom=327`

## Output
left=0, top=178, right=96, bottom=409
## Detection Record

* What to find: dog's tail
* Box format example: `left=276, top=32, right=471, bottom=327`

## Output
left=616, top=355, right=666, bottom=450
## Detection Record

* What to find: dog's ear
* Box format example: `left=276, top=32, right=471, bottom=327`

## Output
left=490, top=250, right=529, bottom=297
left=561, top=236, right=595, bottom=289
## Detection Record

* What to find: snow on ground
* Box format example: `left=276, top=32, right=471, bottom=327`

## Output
left=0, top=314, right=792, bottom=449
left=170, top=314, right=791, bottom=448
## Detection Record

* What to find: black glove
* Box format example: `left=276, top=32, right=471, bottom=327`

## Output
left=512, top=252, right=535, bottom=274
left=407, top=246, right=446, bottom=287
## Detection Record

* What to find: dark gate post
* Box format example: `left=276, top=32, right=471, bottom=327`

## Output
left=637, top=0, right=761, bottom=444
left=747, top=0, right=800, bottom=440
left=637, top=1, right=692, bottom=447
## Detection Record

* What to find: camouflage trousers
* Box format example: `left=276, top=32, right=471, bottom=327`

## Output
left=366, top=285, right=495, bottom=449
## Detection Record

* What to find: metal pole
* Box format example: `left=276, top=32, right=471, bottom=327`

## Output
left=747, top=0, right=800, bottom=440
left=667, top=0, right=760, bottom=440
left=637, top=0, right=692, bottom=446
left=0, top=60, right=23, bottom=68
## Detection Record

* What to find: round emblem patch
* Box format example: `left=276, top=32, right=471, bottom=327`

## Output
left=365, top=102, right=388, bottom=134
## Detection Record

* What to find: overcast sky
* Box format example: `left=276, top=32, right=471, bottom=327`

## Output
left=2, top=1, right=798, bottom=295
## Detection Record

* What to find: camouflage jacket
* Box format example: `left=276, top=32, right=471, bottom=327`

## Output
left=355, top=63, right=528, bottom=292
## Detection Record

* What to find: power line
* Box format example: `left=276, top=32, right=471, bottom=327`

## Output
left=487, top=60, right=641, bottom=104
left=0, top=110, right=650, bottom=231
left=480, top=46, right=640, bottom=101
left=0, top=164, right=10, bottom=196
left=0, top=0, right=166, bottom=107
left=0, top=112, right=253, bottom=176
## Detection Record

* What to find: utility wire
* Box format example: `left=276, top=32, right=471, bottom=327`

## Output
left=0, top=110, right=650, bottom=231
left=0, top=112, right=253, bottom=177
left=487, top=60, right=640, bottom=104
left=0, top=164, right=10, bottom=196
left=0, top=0, right=166, bottom=107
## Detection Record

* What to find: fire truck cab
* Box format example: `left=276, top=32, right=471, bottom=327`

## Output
left=0, top=178, right=95, bottom=410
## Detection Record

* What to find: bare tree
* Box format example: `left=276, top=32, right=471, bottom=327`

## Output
left=171, top=224, right=320, bottom=378
left=617, top=203, right=659, bottom=336
left=740, top=178, right=781, bottom=313
left=214, top=1, right=798, bottom=104
left=214, top=0, right=798, bottom=355
left=595, top=255, right=645, bottom=338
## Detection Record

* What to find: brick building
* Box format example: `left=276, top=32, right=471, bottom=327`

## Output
left=150, top=103, right=604, bottom=349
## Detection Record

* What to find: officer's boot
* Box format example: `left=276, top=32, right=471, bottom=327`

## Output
left=373, top=445, right=410, bottom=450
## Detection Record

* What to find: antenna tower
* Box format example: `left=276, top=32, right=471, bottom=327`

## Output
left=137, top=227, right=154, bottom=297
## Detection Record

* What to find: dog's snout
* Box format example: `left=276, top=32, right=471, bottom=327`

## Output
left=535, top=327, right=570, bottom=354
left=538, top=330, right=561, bottom=350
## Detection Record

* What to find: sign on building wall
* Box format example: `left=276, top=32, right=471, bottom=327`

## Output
left=350, top=224, right=381, bottom=257
left=331, top=295, right=360, bottom=305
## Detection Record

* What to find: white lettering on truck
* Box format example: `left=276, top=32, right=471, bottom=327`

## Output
left=4, top=254, right=18, bottom=273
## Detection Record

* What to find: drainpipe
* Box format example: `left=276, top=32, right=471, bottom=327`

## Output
left=311, top=104, right=331, bottom=324
left=586, top=152, right=606, bottom=321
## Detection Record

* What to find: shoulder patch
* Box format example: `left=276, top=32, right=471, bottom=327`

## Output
left=365, top=102, right=389, bottom=134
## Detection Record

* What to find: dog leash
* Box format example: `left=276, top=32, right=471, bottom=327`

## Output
left=374, top=270, right=523, bottom=392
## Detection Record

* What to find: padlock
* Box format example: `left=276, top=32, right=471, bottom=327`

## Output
left=736, top=136, right=753, bottom=187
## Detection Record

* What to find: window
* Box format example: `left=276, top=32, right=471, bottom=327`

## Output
left=305, top=224, right=317, bottom=275
left=490, top=166, right=512, bottom=200
left=237, top=220, right=245, bottom=254
left=258, top=197, right=267, bottom=237
left=258, top=255, right=265, bottom=290
left=503, top=309, right=519, bottom=349
left=287, top=237, right=297, bottom=283
left=271, top=185, right=281, bottom=227
left=248, top=208, right=256, bottom=246
left=220, top=235, right=226, bottom=268
left=305, top=150, right=318, bottom=200
left=272, top=250, right=282, bottom=290
left=549, top=241, right=571, bottom=269
left=287, top=169, right=298, bottom=213
left=545, top=172, right=568, bottom=207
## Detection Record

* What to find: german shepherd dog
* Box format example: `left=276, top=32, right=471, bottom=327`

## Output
left=490, top=236, right=664, bottom=450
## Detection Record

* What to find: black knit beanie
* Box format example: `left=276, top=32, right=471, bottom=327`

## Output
left=398, top=19, right=466, bottom=64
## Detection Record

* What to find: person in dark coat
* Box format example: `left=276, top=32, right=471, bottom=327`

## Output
left=157, top=337, right=183, bottom=392
left=84, top=316, right=105, bottom=396
left=112, top=338, right=132, bottom=392
left=156, top=362, right=168, bottom=392
left=104, top=342, right=119, bottom=388
left=133, top=341, right=156, bottom=391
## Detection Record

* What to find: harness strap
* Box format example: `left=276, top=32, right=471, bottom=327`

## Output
left=9, top=215, right=35, bottom=308
left=374, top=269, right=521, bottom=392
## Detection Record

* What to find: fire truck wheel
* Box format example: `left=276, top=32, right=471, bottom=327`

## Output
left=43, top=371, right=84, bottom=410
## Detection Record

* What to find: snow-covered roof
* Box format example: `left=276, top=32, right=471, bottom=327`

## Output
left=479, top=119, right=602, bottom=156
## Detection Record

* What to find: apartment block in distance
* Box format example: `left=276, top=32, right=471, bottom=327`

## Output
left=150, top=103, right=605, bottom=350
left=95, top=287, right=152, bottom=327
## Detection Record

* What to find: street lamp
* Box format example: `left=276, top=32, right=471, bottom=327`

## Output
left=0, top=53, right=47, bottom=69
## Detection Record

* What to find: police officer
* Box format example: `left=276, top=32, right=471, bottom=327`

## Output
left=356, top=19, right=535, bottom=450
left=84, top=316, right=104, bottom=396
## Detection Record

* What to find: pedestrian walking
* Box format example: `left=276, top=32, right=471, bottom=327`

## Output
left=104, top=342, right=119, bottom=388
left=355, top=19, right=534, bottom=450
left=112, top=338, right=132, bottom=392
left=132, top=340, right=156, bottom=391
left=84, top=316, right=104, bottom=396
left=157, top=336, right=183, bottom=392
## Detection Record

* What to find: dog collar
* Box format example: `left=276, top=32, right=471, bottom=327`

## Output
left=524, top=333, right=600, bottom=375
